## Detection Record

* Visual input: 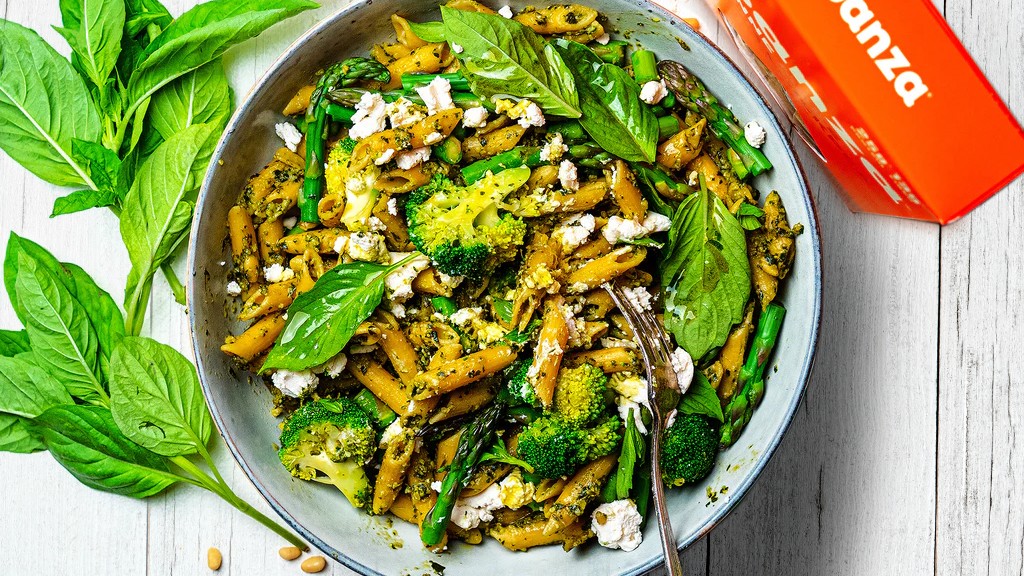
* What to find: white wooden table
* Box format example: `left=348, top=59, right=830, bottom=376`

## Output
left=1, top=0, right=1021, bottom=574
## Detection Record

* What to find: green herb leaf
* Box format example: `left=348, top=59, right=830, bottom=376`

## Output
left=661, top=181, right=750, bottom=360
left=737, top=202, right=764, bottom=231
left=51, top=189, right=119, bottom=217
left=31, top=405, right=180, bottom=498
left=492, top=298, right=513, bottom=324
left=441, top=7, right=580, bottom=118
left=263, top=258, right=414, bottom=372
left=0, top=413, right=46, bottom=453
left=614, top=408, right=644, bottom=499
left=0, top=19, right=102, bottom=187
left=479, top=437, right=534, bottom=472
left=677, top=372, right=724, bottom=422
left=149, top=61, right=233, bottom=141
left=124, top=0, right=172, bottom=38
left=0, top=355, right=75, bottom=419
left=120, top=123, right=217, bottom=335
left=407, top=20, right=445, bottom=43
left=109, top=336, right=213, bottom=457
left=0, top=330, right=31, bottom=357
left=14, top=252, right=105, bottom=403
left=552, top=40, right=657, bottom=163
left=124, top=0, right=318, bottom=124
left=54, top=0, right=126, bottom=88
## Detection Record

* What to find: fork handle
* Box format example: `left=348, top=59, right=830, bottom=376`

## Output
left=650, top=425, right=683, bottom=576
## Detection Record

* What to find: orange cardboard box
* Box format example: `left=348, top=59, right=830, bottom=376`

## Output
left=707, top=0, right=1024, bottom=223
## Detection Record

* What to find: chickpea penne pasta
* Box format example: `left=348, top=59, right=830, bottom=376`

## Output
left=527, top=296, right=569, bottom=407
left=566, top=246, right=647, bottom=293
left=347, top=356, right=410, bottom=414
left=282, top=85, right=314, bottom=116
left=221, top=313, right=286, bottom=363
left=411, top=345, right=517, bottom=400
left=564, top=346, right=639, bottom=373
left=372, top=427, right=417, bottom=514
left=228, top=206, right=260, bottom=286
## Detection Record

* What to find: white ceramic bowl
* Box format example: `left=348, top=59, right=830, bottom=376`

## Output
left=188, top=2, right=822, bottom=574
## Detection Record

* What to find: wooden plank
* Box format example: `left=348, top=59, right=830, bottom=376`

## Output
left=937, top=0, right=1024, bottom=574
left=706, top=142, right=940, bottom=574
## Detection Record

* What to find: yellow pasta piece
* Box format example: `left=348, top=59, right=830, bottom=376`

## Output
left=533, top=478, right=567, bottom=502
left=347, top=356, right=411, bottom=414
left=282, top=85, right=314, bottom=116
left=561, top=21, right=604, bottom=44
left=278, top=228, right=346, bottom=254
left=239, top=154, right=302, bottom=212
left=687, top=153, right=733, bottom=205
left=350, top=109, right=463, bottom=170
left=566, top=246, right=647, bottom=293
left=391, top=14, right=428, bottom=49
left=571, top=236, right=612, bottom=261
left=238, top=280, right=297, bottom=321
left=428, top=381, right=496, bottom=424
left=514, top=5, right=598, bottom=34
left=528, top=296, right=569, bottom=407
left=527, top=164, right=559, bottom=190
left=411, top=269, right=452, bottom=297
left=489, top=514, right=591, bottom=552
left=511, top=233, right=560, bottom=331
left=370, top=42, right=412, bottom=66
left=543, top=455, right=617, bottom=535
left=228, top=206, right=260, bottom=286
left=377, top=165, right=433, bottom=193
left=434, top=431, right=461, bottom=481
left=461, top=462, right=510, bottom=497
left=564, top=347, right=638, bottom=373
left=254, top=180, right=300, bottom=222
left=605, top=159, right=647, bottom=221
left=220, top=314, right=285, bottom=363
left=445, top=0, right=495, bottom=14
left=657, top=118, right=706, bottom=172
left=257, top=219, right=285, bottom=266
left=384, top=43, right=453, bottom=89
left=412, top=345, right=517, bottom=400
left=372, top=427, right=417, bottom=514
left=316, top=192, right=346, bottom=228
left=463, top=125, right=527, bottom=161
left=376, top=326, right=420, bottom=385
left=372, top=194, right=412, bottom=250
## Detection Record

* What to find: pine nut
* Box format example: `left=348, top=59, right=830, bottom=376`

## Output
left=278, top=546, right=302, bottom=560
left=300, top=555, right=327, bottom=573
left=207, top=547, right=223, bottom=571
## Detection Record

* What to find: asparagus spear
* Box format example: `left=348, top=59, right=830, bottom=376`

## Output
left=299, top=58, right=390, bottom=223
left=719, top=303, right=786, bottom=448
left=591, top=39, right=629, bottom=65
left=421, top=401, right=505, bottom=547
left=400, top=71, right=470, bottom=92
left=657, top=60, right=773, bottom=178
left=328, top=87, right=487, bottom=110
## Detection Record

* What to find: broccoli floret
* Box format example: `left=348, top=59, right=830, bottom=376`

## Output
left=660, top=413, right=719, bottom=487
left=278, top=398, right=376, bottom=508
left=584, top=416, right=623, bottom=460
left=406, top=167, right=530, bottom=279
left=552, top=364, right=608, bottom=427
left=324, top=138, right=381, bottom=231
left=515, top=416, right=587, bottom=479
left=503, top=358, right=540, bottom=408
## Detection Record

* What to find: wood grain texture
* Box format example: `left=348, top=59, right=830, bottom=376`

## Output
left=0, top=0, right=1020, bottom=574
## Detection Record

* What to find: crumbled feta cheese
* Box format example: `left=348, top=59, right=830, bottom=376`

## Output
left=387, top=196, right=399, bottom=216
left=476, top=323, right=509, bottom=348
left=275, top=122, right=303, bottom=152
left=226, top=280, right=242, bottom=296
left=643, top=211, right=672, bottom=233
left=416, top=76, right=455, bottom=115
left=436, top=271, right=464, bottom=290
left=616, top=398, right=648, bottom=435
left=526, top=339, right=564, bottom=382
left=423, top=131, right=444, bottom=145
left=558, top=160, right=579, bottom=192
left=333, top=235, right=349, bottom=255
left=451, top=42, right=464, bottom=53
left=639, top=79, right=669, bottom=105
left=539, top=133, right=567, bottom=162
left=283, top=216, right=298, bottom=229
left=498, top=5, right=514, bottom=18
left=384, top=252, right=430, bottom=303
left=602, top=211, right=672, bottom=244
left=451, top=483, right=504, bottom=529
left=495, top=98, right=545, bottom=128
left=462, top=106, right=489, bottom=128
left=591, top=500, right=643, bottom=552
left=348, top=92, right=388, bottom=140
left=263, top=263, right=294, bottom=283
left=367, top=216, right=386, bottom=232
left=551, top=212, right=596, bottom=252
left=669, top=347, right=694, bottom=393
left=349, top=344, right=378, bottom=354
left=316, top=353, right=348, bottom=378
left=374, top=148, right=396, bottom=166
left=519, top=101, right=545, bottom=128
left=450, top=307, right=484, bottom=328
left=396, top=146, right=431, bottom=170
left=498, top=470, right=536, bottom=509
left=386, top=97, right=425, bottom=129
left=568, top=281, right=591, bottom=294
left=347, top=231, right=389, bottom=263
left=523, top=264, right=558, bottom=293
left=599, top=336, right=639, bottom=350
left=622, top=286, right=653, bottom=311
left=430, top=480, right=443, bottom=493
left=744, top=120, right=767, bottom=148
left=379, top=418, right=404, bottom=449
left=688, top=171, right=699, bottom=187
left=594, top=32, right=611, bottom=45
left=390, top=302, right=407, bottom=318
left=271, top=369, right=318, bottom=398
left=611, top=371, right=651, bottom=434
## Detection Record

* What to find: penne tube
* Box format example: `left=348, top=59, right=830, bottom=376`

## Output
left=564, top=347, right=638, bottom=373
left=347, top=356, right=411, bottom=414
left=566, top=246, right=647, bottom=293
left=384, top=43, right=452, bottom=89
left=228, top=206, right=260, bottom=285
left=514, top=5, right=598, bottom=34
left=657, top=117, right=706, bottom=171
left=257, top=218, right=285, bottom=265
left=391, top=14, right=429, bottom=49
left=372, top=427, right=417, bottom=514
left=377, top=165, right=433, bottom=194
left=411, top=345, right=517, bottom=400
left=489, top=514, right=591, bottom=552
left=528, top=296, right=569, bottom=407
left=605, top=159, right=647, bottom=221
left=282, top=85, right=314, bottom=116
left=278, top=227, right=347, bottom=254
left=350, top=109, right=463, bottom=170
left=427, top=381, right=496, bottom=424
left=220, top=314, right=286, bottom=363
left=238, top=279, right=297, bottom=321
left=463, top=125, right=527, bottom=161
left=543, top=455, right=617, bottom=535
left=317, top=192, right=346, bottom=228
left=375, top=326, right=420, bottom=385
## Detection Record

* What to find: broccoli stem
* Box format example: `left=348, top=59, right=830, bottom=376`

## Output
left=460, top=147, right=543, bottom=184
left=421, top=402, right=504, bottom=547
left=719, top=303, right=786, bottom=447
left=657, top=60, right=773, bottom=177
left=631, top=49, right=659, bottom=85
left=401, top=72, right=470, bottom=92
left=590, top=39, right=629, bottom=65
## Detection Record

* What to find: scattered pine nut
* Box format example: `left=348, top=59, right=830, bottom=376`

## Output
left=300, top=555, right=327, bottom=573
left=683, top=17, right=701, bottom=30
left=279, top=546, right=302, bottom=561
left=207, top=547, right=223, bottom=571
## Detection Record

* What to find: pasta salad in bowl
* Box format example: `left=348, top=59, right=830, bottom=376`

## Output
left=188, top=1, right=821, bottom=574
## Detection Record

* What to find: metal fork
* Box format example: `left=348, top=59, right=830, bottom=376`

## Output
left=603, top=282, right=683, bottom=576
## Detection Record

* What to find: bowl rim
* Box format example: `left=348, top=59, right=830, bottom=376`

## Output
left=187, top=1, right=823, bottom=574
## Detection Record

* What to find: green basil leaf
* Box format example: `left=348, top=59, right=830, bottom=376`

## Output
left=615, top=408, right=644, bottom=499
left=0, top=19, right=102, bottom=187
left=149, top=61, right=233, bottom=141
left=31, top=405, right=180, bottom=498
left=124, top=0, right=318, bottom=121
left=51, top=189, right=119, bottom=217
left=407, top=20, right=445, bottom=43
left=0, top=330, right=31, bottom=357
left=661, top=184, right=750, bottom=360
left=677, top=372, right=724, bottom=422
left=109, top=337, right=212, bottom=457
left=552, top=39, right=658, bottom=162
left=15, top=252, right=106, bottom=402
left=737, top=202, right=764, bottom=231
left=262, top=261, right=397, bottom=372
left=492, top=298, right=513, bottom=324
left=0, top=413, right=45, bottom=454
left=4, top=234, right=125, bottom=376
left=0, top=355, right=74, bottom=418
left=124, top=0, right=172, bottom=38
left=120, top=123, right=217, bottom=334
left=441, top=7, right=580, bottom=118
left=72, top=139, right=124, bottom=193
left=54, top=0, right=126, bottom=87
